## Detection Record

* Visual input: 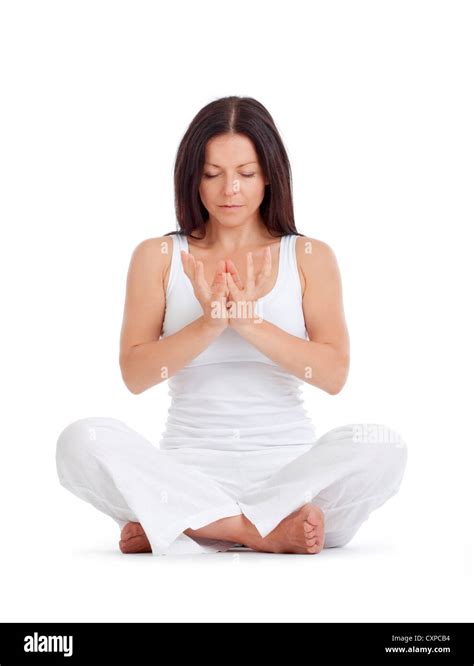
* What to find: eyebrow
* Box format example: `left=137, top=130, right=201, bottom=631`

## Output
left=204, top=161, right=258, bottom=168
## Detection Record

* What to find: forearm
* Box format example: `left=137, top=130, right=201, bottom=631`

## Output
left=121, top=316, right=223, bottom=394
left=234, top=319, right=349, bottom=395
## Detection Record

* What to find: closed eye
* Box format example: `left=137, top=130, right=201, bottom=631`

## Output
left=203, top=173, right=256, bottom=179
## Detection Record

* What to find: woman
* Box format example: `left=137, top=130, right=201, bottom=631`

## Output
left=56, top=96, right=407, bottom=556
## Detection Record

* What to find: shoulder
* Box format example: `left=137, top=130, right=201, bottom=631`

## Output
left=294, top=235, right=340, bottom=297
left=128, top=236, right=175, bottom=265
left=294, top=234, right=336, bottom=260
left=130, top=236, right=173, bottom=258
left=126, top=236, right=174, bottom=290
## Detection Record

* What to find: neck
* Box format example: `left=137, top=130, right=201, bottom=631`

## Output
left=194, top=216, right=275, bottom=252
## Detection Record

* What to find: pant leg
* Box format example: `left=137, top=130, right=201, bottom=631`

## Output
left=237, top=423, right=408, bottom=548
left=55, top=417, right=243, bottom=556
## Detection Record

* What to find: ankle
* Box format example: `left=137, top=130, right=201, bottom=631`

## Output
left=238, top=515, right=264, bottom=549
left=184, top=513, right=246, bottom=543
left=221, top=514, right=261, bottom=546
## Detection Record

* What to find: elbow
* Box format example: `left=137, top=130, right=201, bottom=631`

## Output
left=120, top=359, right=143, bottom=395
left=126, top=382, right=143, bottom=395
left=120, top=363, right=161, bottom=395
left=327, top=354, right=350, bottom=395
left=121, top=369, right=165, bottom=394
left=121, top=372, right=143, bottom=395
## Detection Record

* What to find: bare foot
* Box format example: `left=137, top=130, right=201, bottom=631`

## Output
left=249, top=503, right=325, bottom=555
left=119, top=522, right=151, bottom=554
left=118, top=504, right=325, bottom=555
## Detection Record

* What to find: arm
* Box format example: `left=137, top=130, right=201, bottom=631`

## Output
left=119, top=238, right=224, bottom=395
left=229, top=238, right=350, bottom=395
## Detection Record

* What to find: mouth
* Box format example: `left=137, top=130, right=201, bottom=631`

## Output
left=219, top=205, right=243, bottom=208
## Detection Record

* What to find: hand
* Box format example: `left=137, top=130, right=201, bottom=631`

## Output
left=180, top=250, right=228, bottom=331
left=225, top=247, right=272, bottom=330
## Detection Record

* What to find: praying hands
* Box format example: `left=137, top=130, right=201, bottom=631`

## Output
left=181, top=246, right=273, bottom=330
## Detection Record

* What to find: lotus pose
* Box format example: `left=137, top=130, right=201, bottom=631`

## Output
left=56, top=96, right=407, bottom=556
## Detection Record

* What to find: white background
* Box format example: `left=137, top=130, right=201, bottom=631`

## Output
left=0, top=0, right=472, bottom=623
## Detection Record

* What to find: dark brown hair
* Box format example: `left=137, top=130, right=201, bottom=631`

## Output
left=164, top=96, right=305, bottom=240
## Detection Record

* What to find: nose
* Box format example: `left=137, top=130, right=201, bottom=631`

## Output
left=223, top=175, right=240, bottom=196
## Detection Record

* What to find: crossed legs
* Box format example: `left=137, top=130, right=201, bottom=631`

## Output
left=56, top=418, right=407, bottom=556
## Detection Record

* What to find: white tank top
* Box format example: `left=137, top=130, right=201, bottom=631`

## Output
left=159, top=233, right=318, bottom=451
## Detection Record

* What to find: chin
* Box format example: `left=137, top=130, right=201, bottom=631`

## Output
left=215, top=210, right=245, bottom=221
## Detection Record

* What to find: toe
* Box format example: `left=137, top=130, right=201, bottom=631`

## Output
left=119, top=535, right=150, bottom=553
left=121, top=522, right=144, bottom=540
left=307, top=505, right=323, bottom=527
left=119, top=539, right=131, bottom=553
left=129, top=538, right=147, bottom=553
left=131, top=524, right=145, bottom=537
left=121, top=527, right=131, bottom=540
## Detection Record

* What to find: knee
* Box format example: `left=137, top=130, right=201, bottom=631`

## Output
left=58, top=415, right=133, bottom=454
left=378, top=424, right=408, bottom=475
left=56, top=417, right=97, bottom=464
left=56, top=417, right=122, bottom=463
left=353, top=423, right=407, bottom=461
left=359, top=423, right=408, bottom=493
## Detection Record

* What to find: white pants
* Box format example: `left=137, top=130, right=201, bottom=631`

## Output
left=55, top=417, right=408, bottom=556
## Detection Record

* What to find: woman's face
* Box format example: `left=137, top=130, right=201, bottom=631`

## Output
left=199, top=133, right=269, bottom=226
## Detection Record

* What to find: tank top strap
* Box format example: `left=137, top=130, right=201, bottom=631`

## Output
left=280, top=234, right=301, bottom=296
left=165, top=232, right=186, bottom=297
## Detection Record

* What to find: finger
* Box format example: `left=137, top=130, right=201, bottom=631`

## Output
left=194, top=260, right=208, bottom=293
left=180, top=250, right=190, bottom=278
left=226, top=271, right=240, bottom=300
left=213, top=266, right=229, bottom=312
left=257, top=246, right=272, bottom=283
left=225, top=259, right=245, bottom=290
left=181, top=250, right=196, bottom=282
left=212, top=260, right=227, bottom=295
left=246, top=251, right=255, bottom=291
left=188, top=253, right=197, bottom=282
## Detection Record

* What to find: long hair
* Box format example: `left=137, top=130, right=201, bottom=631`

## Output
left=164, top=96, right=305, bottom=240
